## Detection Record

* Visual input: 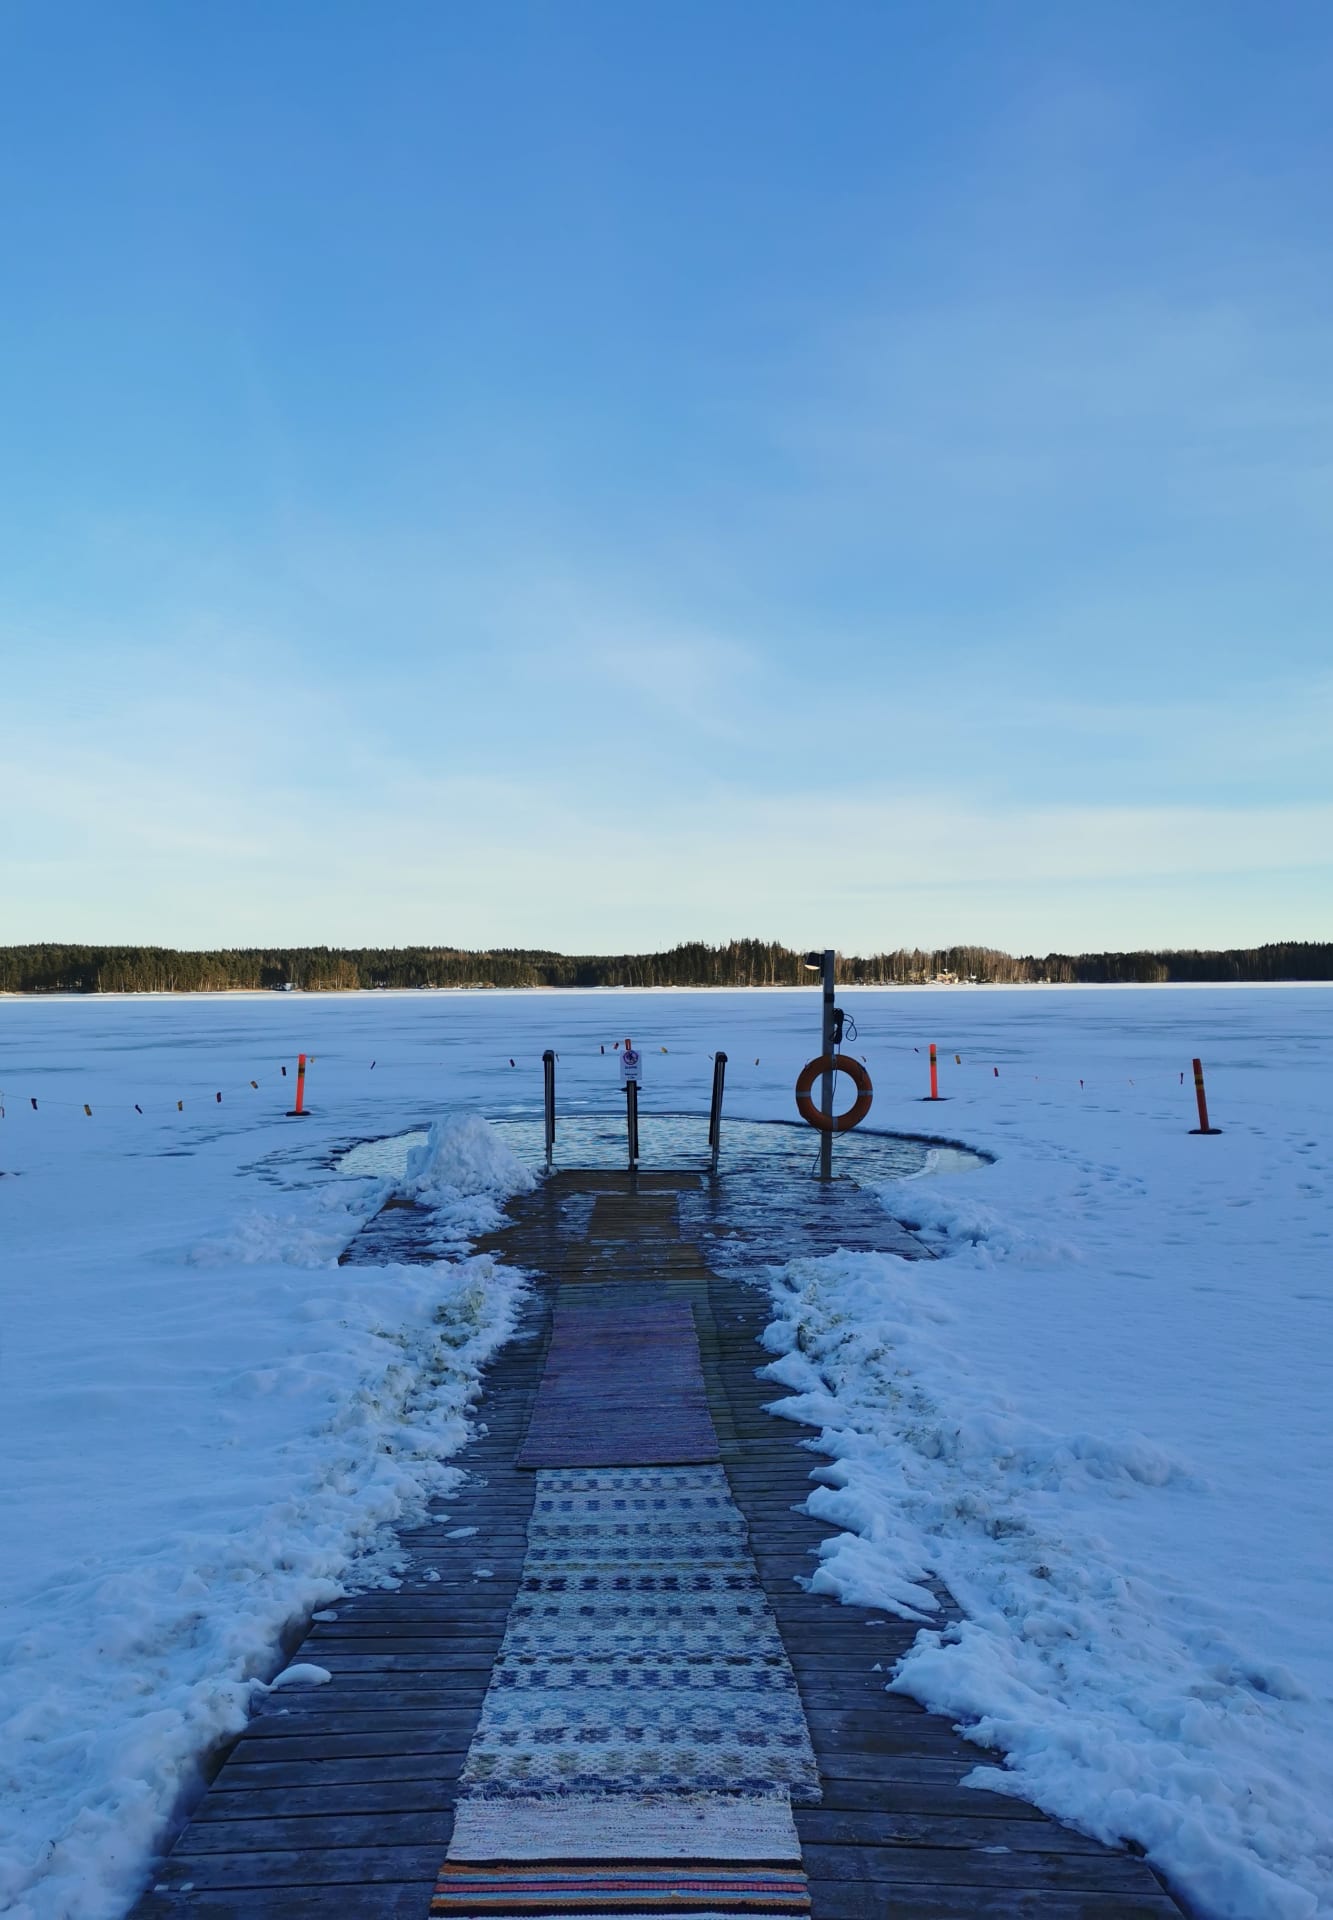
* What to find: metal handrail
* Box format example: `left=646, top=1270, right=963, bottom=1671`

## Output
left=542, top=1049, right=555, bottom=1170
left=708, top=1052, right=727, bottom=1175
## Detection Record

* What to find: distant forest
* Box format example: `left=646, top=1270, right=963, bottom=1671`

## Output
left=2, top=939, right=1331, bottom=994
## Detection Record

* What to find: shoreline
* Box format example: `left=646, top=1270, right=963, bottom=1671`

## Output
left=3, top=979, right=1332, bottom=1003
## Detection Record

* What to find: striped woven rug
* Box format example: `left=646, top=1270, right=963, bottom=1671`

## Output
left=440, top=1464, right=816, bottom=1917
left=515, top=1302, right=719, bottom=1469
left=458, top=1468, right=818, bottom=1800
left=432, top=1864, right=810, bottom=1913
left=448, top=1793, right=802, bottom=1862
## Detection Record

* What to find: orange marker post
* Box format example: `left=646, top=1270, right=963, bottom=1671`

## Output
left=286, top=1053, right=310, bottom=1118
left=928, top=1043, right=940, bottom=1100
left=1189, top=1057, right=1221, bottom=1134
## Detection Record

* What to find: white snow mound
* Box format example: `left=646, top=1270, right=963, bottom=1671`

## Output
left=403, top=1113, right=536, bottom=1202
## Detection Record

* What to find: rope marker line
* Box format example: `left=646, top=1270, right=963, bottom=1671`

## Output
left=0, top=1034, right=1224, bottom=1118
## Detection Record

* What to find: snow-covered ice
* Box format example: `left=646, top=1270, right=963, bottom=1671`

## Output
left=0, top=998, right=534, bottom=1920
left=0, top=984, right=1330, bottom=1919
left=752, top=987, right=1333, bottom=1920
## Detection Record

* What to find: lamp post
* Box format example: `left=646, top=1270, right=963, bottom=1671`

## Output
left=804, top=949, right=836, bottom=1182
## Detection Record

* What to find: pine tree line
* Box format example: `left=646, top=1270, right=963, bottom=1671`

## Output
left=1, top=939, right=1330, bottom=994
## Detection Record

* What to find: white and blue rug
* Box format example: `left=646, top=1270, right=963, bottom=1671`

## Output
left=458, top=1468, right=818, bottom=1803
left=439, top=1466, right=817, bottom=1913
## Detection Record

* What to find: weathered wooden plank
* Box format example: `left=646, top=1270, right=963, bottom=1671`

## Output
left=320, top=1598, right=519, bottom=1614
left=812, top=1778, right=1046, bottom=1819
left=807, top=1753, right=979, bottom=1785
left=151, top=1844, right=445, bottom=1890
left=786, top=1652, right=934, bottom=1675
left=800, top=1841, right=1161, bottom=1892
left=247, top=1709, right=484, bottom=1740
left=300, top=1633, right=513, bottom=1652
left=796, top=1718, right=987, bottom=1758
left=172, top=1810, right=452, bottom=1854
left=208, top=1753, right=463, bottom=1792
left=303, top=1651, right=501, bottom=1672
left=134, top=1886, right=433, bottom=1920
left=795, top=1810, right=1110, bottom=1854
left=796, top=1675, right=949, bottom=1708
left=806, top=1888, right=1182, bottom=1920
left=227, top=1729, right=468, bottom=1765
left=781, top=1639, right=925, bottom=1664
left=326, top=1597, right=518, bottom=1616
left=192, top=1779, right=456, bottom=1822
left=257, top=1673, right=489, bottom=1701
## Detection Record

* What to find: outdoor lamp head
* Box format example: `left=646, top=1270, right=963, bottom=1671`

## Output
left=803, top=953, right=823, bottom=970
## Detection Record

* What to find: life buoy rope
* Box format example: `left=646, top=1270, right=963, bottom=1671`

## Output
left=794, top=1053, right=873, bottom=1132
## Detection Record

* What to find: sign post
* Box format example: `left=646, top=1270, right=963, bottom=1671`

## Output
left=817, top=952, right=835, bottom=1181
left=795, top=955, right=872, bottom=1154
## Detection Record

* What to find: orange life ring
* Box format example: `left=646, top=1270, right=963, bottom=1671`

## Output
left=795, top=1054, right=873, bottom=1132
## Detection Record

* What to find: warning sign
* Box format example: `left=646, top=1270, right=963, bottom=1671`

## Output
left=619, top=1047, right=642, bottom=1085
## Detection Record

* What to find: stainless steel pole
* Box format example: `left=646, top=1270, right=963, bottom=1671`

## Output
left=542, top=1049, right=555, bottom=1171
left=708, top=1052, right=727, bottom=1176
left=819, top=949, right=835, bottom=1182
left=627, top=1078, right=639, bottom=1170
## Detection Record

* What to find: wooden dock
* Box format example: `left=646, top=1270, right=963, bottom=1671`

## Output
left=132, top=1170, right=1188, bottom=1920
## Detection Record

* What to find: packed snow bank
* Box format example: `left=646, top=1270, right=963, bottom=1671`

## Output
left=758, top=1226, right=1331, bottom=1918
left=0, top=1092, right=529, bottom=1920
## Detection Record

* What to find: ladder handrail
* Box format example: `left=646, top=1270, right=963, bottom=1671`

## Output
left=708, top=1052, right=727, bottom=1174
left=542, top=1050, right=556, bottom=1170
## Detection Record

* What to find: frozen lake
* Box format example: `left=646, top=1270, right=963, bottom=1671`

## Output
left=2, top=983, right=1331, bottom=1920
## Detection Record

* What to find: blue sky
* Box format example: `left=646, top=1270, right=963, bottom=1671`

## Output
left=2, top=0, right=1330, bottom=954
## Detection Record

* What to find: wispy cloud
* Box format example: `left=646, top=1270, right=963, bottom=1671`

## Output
left=776, top=298, right=1333, bottom=537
